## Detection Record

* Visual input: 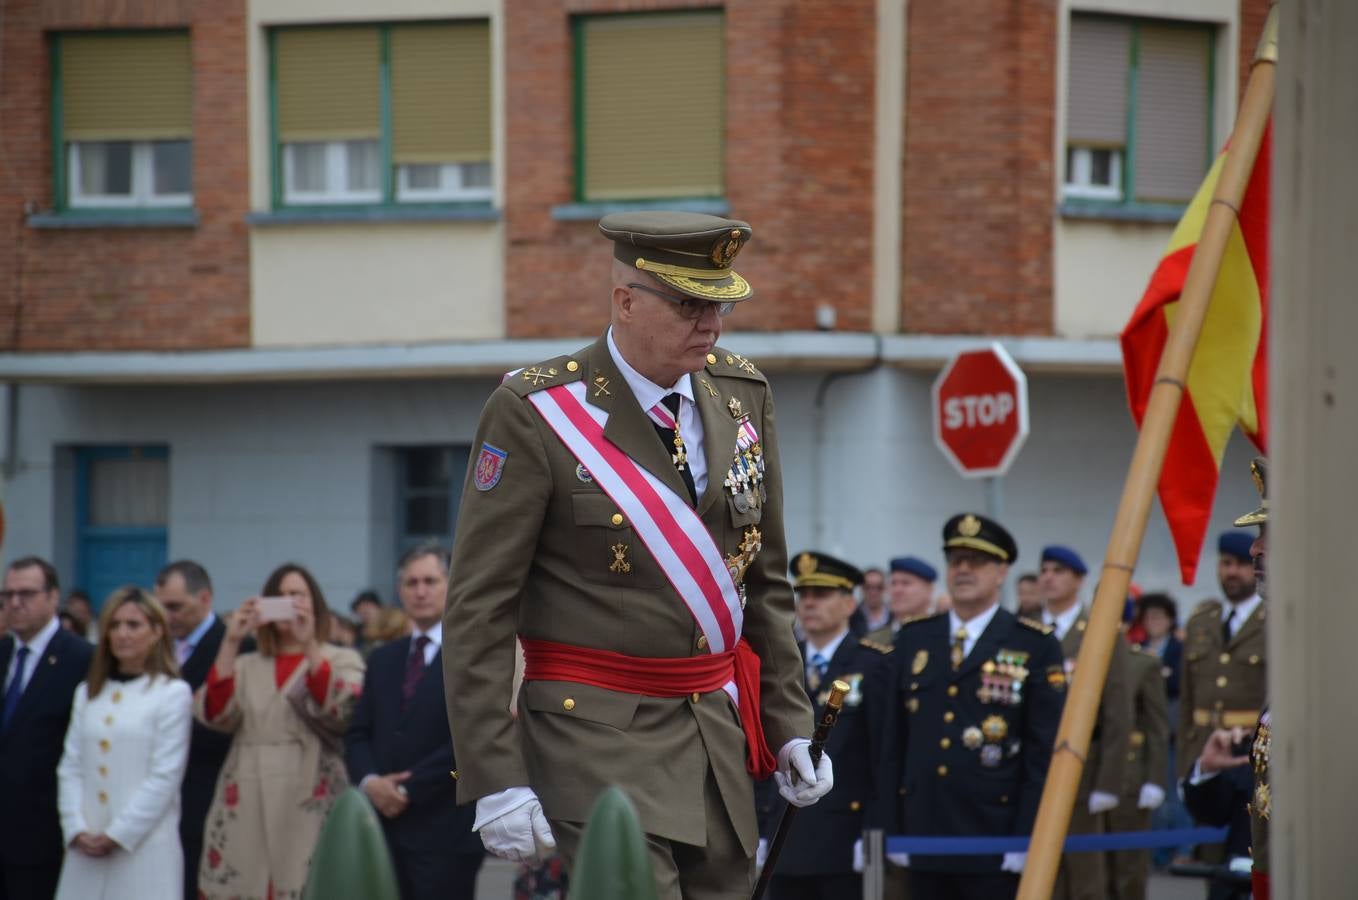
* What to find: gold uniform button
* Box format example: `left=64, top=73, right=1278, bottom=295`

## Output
left=104, top=716, right=114, bottom=726
left=940, top=738, right=951, bottom=749
left=98, top=766, right=108, bottom=777
left=1219, top=653, right=1231, bottom=664
left=98, top=791, right=108, bottom=804
left=99, top=740, right=110, bottom=753
left=1128, top=751, right=1137, bottom=762
left=566, top=360, right=579, bottom=372
left=691, top=692, right=701, bottom=703
left=937, top=765, right=948, bottom=777
left=1249, top=655, right=1260, bottom=664
left=706, top=353, right=717, bottom=365
left=849, top=800, right=862, bottom=812
left=1001, top=794, right=1009, bottom=804
left=697, top=635, right=708, bottom=650
left=562, top=698, right=576, bottom=711
left=910, top=682, right=919, bottom=691
left=1216, top=676, right=1229, bottom=688
left=907, top=698, right=919, bottom=713
left=611, top=513, right=624, bottom=526
left=947, top=685, right=959, bottom=697
left=943, top=711, right=955, bottom=723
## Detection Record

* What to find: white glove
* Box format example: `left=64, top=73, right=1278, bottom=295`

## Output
left=1137, top=782, right=1166, bottom=810
left=1001, top=851, right=1027, bottom=873
left=774, top=739, right=834, bottom=807
left=852, top=838, right=864, bottom=873
left=887, top=852, right=911, bottom=867
left=473, top=786, right=556, bottom=863
left=1088, top=790, right=1120, bottom=815
left=756, top=838, right=769, bottom=871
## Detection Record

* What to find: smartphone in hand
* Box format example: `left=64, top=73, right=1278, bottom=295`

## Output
left=257, top=596, right=295, bottom=623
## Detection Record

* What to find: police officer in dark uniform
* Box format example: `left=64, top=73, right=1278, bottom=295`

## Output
left=882, top=514, right=1067, bottom=900
left=760, top=551, right=893, bottom=900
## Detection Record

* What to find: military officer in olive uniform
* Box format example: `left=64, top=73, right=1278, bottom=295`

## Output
left=443, top=212, right=829, bottom=900
left=1038, top=544, right=1134, bottom=900
left=1104, top=643, right=1170, bottom=900
left=758, top=552, right=892, bottom=900
left=1176, top=531, right=1267, bottom=779
left=882, top=514, right=1066, bottom=900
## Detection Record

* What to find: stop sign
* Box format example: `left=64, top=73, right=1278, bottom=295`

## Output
left=931, top=343, right=1029, bottom=478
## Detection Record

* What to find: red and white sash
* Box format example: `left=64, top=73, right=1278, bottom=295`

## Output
left=527, top=381, right=745, bottom=702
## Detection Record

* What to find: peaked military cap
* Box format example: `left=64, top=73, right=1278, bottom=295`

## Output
left=790, top=551, right=863, bottom=592
left=942, top=513, right=1018, bottom=564
left=599, top=211, right=754, bottom=302
left=889, top=556, right=938, bottom=583
left=1233, top=456, right=1268, bottom=526
left=1217, top=530, right=1255, bottom=562
left=1040, top=545, right=1087, bottom=576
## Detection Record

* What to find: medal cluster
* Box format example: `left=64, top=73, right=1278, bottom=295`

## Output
left=978, top=650, right=1028, bottom=706
left=725, top=414, right=766, bottom=514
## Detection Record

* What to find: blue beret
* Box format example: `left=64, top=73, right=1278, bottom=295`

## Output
left=1218, top=531, right=1254, bottom=562
left=1040, top=545, right=1088, bottom=576
left=889, top=556, right=937, bottom=583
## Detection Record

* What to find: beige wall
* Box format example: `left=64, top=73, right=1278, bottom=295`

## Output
left=1053, top=0, right=1237, bottom=338
left=251, top=223, right=503, bottom=346
left=246, top=0, right=505, bottom=347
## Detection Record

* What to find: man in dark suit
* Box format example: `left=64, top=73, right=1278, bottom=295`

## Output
left=882, top=515, right=1066, bottom=900
left=154, top=559, right=230, bottom=900
left=760, top=552, right=892, bottom=899
left=347, top=543, right=483, bottom=900
left=0, top=556, right=93, bottom=900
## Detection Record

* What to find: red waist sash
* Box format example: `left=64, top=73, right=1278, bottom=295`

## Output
left=1251, top=871, right=1269, bottom=900
left=521, top=637, right=777, bottom=779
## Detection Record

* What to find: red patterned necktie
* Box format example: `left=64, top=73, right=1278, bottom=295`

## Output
left=401, top=635, right=431, bottom=710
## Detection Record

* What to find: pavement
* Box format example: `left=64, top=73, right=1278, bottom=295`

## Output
left=473, top=857, right=1209, bottom=899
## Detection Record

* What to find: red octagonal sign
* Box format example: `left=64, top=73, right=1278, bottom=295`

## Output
left=931, top=343, right=1030, bottom=478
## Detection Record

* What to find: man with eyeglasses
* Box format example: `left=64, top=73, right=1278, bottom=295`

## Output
left=0, top=556, right=93, bottom=899
left=444, top=212, right=824, bottom=899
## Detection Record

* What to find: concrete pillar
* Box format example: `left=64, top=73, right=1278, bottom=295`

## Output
left=1270, top=1, right=1358, bottom=895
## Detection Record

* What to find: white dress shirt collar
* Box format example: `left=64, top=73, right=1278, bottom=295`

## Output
left=1044, top=603, right=1083, bottom=642
left=182, top=612, right=217, bottom=653
left=805, top=627, right=850, bottom=666
left=607, top=326, right=696, bottom=412
left=950, top=603, right=1000, bottom=659
left=411, top=622, right=443, bottom=665
left=1225, top=592, right=1263, bottom=638
left=6, top=614, right=61, bottom=692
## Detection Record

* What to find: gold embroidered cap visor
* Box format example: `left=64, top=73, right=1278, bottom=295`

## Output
left=942, top=512, right=1018, bottom=564
left=790, top=550, right=864, bottom=592
left=600, top=211, right=754, bottom=302
left=1233, top=456, right=1269, bottom=526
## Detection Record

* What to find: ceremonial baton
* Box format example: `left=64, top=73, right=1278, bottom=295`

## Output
left=750, top=679, right=850, bottom=900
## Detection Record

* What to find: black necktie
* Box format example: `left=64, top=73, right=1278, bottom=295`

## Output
left=1221, top=610, right=1234, bottom=645
left=652, top=393, right=698, bottom=505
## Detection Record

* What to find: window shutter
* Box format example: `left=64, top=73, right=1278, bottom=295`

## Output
left=276, top=27, right=380, bottom=142
left=61, top=32, right=192, bottom=141
left=1066, top=16, right=1130, bottom=148
left=581, top=13, right=724, bottom=201
left=391, top=22, right=492, bottom=165
left=1134, top=24, right=1212, bottom=203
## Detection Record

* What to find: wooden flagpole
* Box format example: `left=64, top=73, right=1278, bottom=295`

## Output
left=1016, top=6, right=1278, bottom=897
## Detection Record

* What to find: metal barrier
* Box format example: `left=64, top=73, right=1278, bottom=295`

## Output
left=860, top=827, right=1229, bottom=899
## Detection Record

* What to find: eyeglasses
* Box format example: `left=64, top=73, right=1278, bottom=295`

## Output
left=628, top=283, right=735, bottom=320
left=0, top=588, right=46, bottom=604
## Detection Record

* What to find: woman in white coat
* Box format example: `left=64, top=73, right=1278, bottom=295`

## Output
left=56, top=586, right=192, bottom=900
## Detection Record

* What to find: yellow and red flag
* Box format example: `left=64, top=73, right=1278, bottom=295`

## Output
left=1121, top=124, right=1270, bottom=584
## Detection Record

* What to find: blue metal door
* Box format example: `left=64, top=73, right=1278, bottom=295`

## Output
left=75, top=446, right=169, bottom=609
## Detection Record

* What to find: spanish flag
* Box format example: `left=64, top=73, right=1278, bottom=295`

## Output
left=1120, top=124, right=1270, bottom=584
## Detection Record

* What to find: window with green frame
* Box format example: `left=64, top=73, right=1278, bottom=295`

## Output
left=1064, top=15, right=1215, bottom=208
left=51, top=31, right=193, bottom=212
left=574, top=11, right=725, bottom=203
left=270, top=21, right=491, bottom=209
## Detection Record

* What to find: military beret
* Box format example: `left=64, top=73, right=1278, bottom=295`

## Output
left=942, top=513, right=1018, bottom=564
left=1233, top=456, right=1268, bottom=527
left=1217, top=530, right=1255, bottom=562
left=889, top=556, right=937, bottom=583
left=790, top=551, right=863, bottom=592
left=599, top=211, right=754, bottom=303
left=1040, top=545, right=1087, bottom=576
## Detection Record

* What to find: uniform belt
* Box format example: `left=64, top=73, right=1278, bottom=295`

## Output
left=520, top=636, right=776, bottom=778
left=1193, top=708, right=1260, bottom=729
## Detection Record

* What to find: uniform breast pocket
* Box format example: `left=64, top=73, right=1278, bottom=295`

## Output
left=571, top=492, right=662, bottom=588
left=726, top=495, right=762, bottom=529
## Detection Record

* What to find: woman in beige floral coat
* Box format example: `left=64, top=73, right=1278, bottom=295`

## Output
left=194, top=563, right=365, bottom=900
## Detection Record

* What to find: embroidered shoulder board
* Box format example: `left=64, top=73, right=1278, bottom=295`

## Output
left=899, top=612, right=947, bottom=629
left=500, top=354, right=586, bottom=397
left=1018, top=616, right=1055, bottom=635
left=1189, top=599, right=1223, bottom=620
left=860, top=638, right=894, bottom=655
left=705, top=348, right=766, bottom=382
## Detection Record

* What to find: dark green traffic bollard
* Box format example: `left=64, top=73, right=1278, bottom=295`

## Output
left=568, top=786, right=658, bottom=900
left=302, top=787, right=401, bottom=900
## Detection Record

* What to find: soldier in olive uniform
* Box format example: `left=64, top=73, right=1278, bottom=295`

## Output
left=760, top=552, right=893, bottom=900
left=1177, top=532, right=1266, bottom=778
left=1038, top=544, right=1135, bottom=900
left=882, top=514, right=1066, bottom=900
left=442, top=212, right=830, bottom=900
left=1104, top=644, right=1169, bottom=900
